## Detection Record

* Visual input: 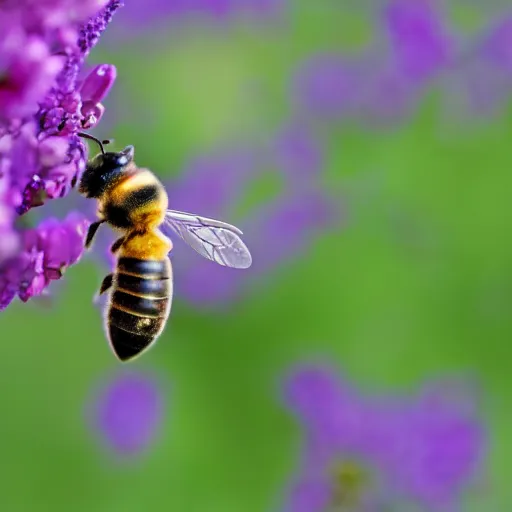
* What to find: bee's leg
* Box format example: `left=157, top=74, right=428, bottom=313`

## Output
left=110, top=237, right=125, bottom=253
left=85, top=220, right=105, bottom=248
left=99, top=274, right=114, bottom=295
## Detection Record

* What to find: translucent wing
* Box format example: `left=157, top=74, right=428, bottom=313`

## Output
left=162, top=209, right=252, bottom=269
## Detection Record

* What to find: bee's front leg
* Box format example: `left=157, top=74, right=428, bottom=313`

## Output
left=99, top=274, right=113, bottom=295
left=85, top=219, right=105, bottom=248
left=110, top=237, right=125, bottom=253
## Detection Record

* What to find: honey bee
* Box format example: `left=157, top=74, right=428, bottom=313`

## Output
left=77, top=133, right=252, bottom=362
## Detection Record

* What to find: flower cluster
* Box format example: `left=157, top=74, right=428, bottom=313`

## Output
left=0, top=0, right=122, bottom=309
left=0, top=211, right=89, bottom=307
left=283, top=365, right=485, bottom=511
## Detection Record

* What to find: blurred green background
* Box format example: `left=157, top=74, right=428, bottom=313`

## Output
left=1, top=1, right=512, bottom=510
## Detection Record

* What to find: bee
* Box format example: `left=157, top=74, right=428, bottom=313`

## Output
left=77, top=133, right=252, bottom=362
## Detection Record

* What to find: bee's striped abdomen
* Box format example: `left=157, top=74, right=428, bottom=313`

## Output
left=107, top=257, right=172, bottom=361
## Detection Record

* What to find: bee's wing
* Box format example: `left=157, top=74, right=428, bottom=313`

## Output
left=162, top=209, right=252, bottom=269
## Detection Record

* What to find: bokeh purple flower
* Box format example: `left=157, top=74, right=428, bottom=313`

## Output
left=291, top=0, right=454, bottom=126
left=0, top=0, right=122, bottom=308
left=282, top=365, right=485, bottom=511
left=88, top=370, right=166, bottom=457
left=383, top=0, right=454, bottom=86
left=291, top=1, right=512, bottom=127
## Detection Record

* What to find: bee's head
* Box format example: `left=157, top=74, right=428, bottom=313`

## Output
left=78, top=144, right=135, bottom=198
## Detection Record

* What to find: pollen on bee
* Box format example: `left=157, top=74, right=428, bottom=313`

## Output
left=137, top=317, right=152, bottom=329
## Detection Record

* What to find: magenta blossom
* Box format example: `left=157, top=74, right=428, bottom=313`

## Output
left=0, top=0, right=122, bottom=307
left=0, top=211, right=89, bottom=309
left=282, top=365, right=485, bottom=511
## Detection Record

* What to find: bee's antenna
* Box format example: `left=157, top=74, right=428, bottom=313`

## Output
left=77, top=132, right=110, bottom=155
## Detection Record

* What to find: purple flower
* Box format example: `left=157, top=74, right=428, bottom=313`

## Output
left=88, top=370, right=166, bottom=457
left=383, top=0, right=454, bottom=85
left=0, top=211, right=89, bottom=309
left=0, top=0, right=122, bottom=308
left=283, top=365, right=485, bottom=511
left=0, top=32, right=65, bottom=120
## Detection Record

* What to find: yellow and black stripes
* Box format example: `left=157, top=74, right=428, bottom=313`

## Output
left=100, top=168, right=168, bottom=231
left=107, top=257, right=172, bottom=361
left=79, top=147, right=174, bottom=361
left=103, top=182, right=161, bottom=229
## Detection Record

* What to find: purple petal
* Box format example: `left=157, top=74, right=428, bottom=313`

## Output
left=0, top=36, right=65, bottom=119
left=38, top=211, right=89, bottom=269
left=0, top=212, right=89, bottom=306
left=80, top=64, right=117, bottom=104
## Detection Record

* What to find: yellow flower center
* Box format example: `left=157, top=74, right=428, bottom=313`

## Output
left=328, top=460, right=369, bottom=511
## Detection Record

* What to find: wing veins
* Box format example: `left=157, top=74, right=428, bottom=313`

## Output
left=193, top=227, right=230, bottom=266
left=162, top=209, right=252, bottom=269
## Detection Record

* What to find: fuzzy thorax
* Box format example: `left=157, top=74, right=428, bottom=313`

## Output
left=118, top=230, right=172, bottom=261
